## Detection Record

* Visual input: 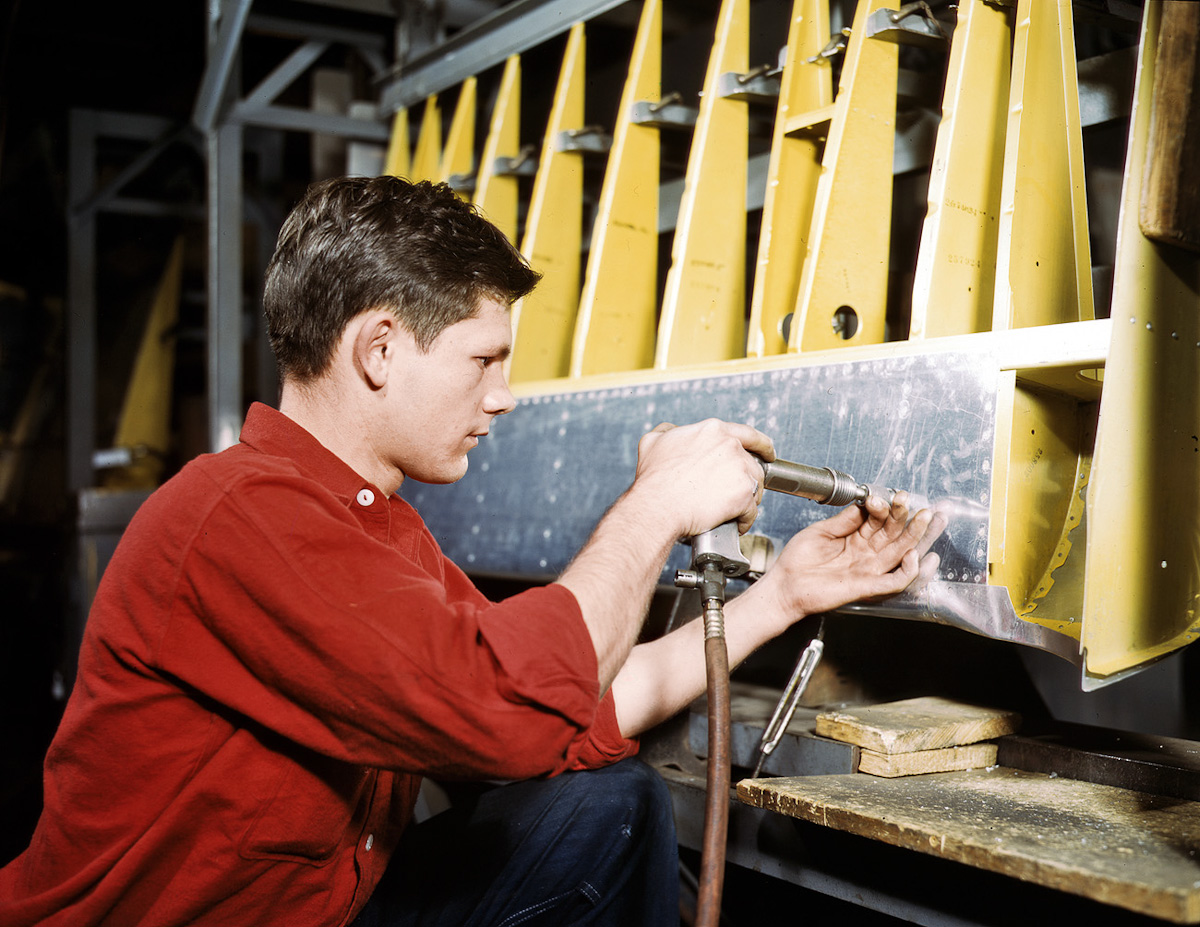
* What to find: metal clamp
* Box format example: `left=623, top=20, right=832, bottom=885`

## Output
left=716, top=63, right=783, bottom=106
left=630, top=93, right=698, bottom=131
left=492, top=144, right=538, bottom=177
left=751, top=622, right=826, bottom=778
left=866, top=3, right=950, bottom=49
left=554, top=125, right=613, bottom=154
left=805, top=28, right=851, bottom=65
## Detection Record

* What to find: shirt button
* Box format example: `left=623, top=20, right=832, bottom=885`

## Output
left=365, top=833, right=374, bottom=851
left=356, top=489, right=375, bottom=507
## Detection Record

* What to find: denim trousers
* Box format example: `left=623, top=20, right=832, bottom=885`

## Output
left=351, top=758, right=679, bottom=927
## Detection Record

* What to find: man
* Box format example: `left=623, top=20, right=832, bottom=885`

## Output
left=0, top=176, right=939, bottom=926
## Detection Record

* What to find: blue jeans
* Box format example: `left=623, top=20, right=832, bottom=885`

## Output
left=352, top=759, right=679, bottom=927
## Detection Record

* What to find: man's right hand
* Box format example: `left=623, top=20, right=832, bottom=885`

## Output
left=628, top=419, right=777, bottom=538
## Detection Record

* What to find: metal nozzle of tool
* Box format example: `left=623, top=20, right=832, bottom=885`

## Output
left=760, top=458, right=895, bottom=508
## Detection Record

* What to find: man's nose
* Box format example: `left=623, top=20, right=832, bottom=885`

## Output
left=484, top=369, right=516, bottom=416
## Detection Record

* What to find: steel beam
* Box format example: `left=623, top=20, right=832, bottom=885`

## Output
left=194, top=0, right=254, bottom=133
left=246, top=12, right=389, bottom=53
left=378, top=0, right=630, bottom=114
left=206, top=120, right=244, bottom=454
left=67, top=111, right=99, bottom=492
left=229, top=101, right=390, bottom=140
left=241, top=40, right=330, bottom=110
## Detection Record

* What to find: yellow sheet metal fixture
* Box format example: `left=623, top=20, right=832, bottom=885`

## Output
left=571, top=0, right=662, bottom=378
left=509, top=23, right=587, bottom=384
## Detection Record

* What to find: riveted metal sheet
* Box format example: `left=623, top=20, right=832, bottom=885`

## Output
left=404, top=351, right=997, bottom=588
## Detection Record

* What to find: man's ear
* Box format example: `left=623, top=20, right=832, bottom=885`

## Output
left=350, top=310, right=399, bottom=390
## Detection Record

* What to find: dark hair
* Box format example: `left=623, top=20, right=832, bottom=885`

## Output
left=263, top=175, right=540, bottom=382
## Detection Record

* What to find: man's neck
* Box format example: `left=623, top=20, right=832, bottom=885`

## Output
left=278, top=378, right=403, bottom=496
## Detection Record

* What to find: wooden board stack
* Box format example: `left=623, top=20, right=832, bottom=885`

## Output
left=815, top=696, right=1021, bottom=778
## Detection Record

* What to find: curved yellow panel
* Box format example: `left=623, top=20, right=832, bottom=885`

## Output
left=571, top=0, right=661, bottom=378
left=509, top=23, right=586, bottom=384
left=474, top=56, right=522, bottom=245
left=440, top=77, right=477, bottom=197
left=910, top=0, right=1011, bottom=339
left=383, top=107, right=410, bottom=179
left=103, top=238, right=184, bottom=490
left=790, top=0, right=898, bottom=352
left=654, top=0, right=749, bottom=369
left=988, top=373, right=1093, bottom=641
left=1083, top=0, right=1200, bottom=683
left=746, top=0, right=831, bottom=358
left=410, top=95, right=442, bottom=183
left=992, top=0, right=1094, bottom=331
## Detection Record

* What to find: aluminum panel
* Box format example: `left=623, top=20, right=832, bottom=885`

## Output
left=405, top=351, right=996, bottom=587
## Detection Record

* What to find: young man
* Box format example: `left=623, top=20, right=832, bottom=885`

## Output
left=0, top=177, right=939, bottom=926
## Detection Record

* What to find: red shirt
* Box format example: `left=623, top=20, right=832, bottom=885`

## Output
left=0, top=403, right=636, bottom=927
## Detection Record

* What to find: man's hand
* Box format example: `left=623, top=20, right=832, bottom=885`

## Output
left=560, top=418, right=774, bottom=691
left=609, top=490, right=945, bottom=738
left=629, top=419, right=775, bottom=537
left=758, top=491, right=945, bottom=622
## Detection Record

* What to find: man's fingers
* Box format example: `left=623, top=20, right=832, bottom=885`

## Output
left=915, top=511, right=948, bottom=558
left=820, top=502, right=870, bottom=538
left=722, top=421, right=775, bottom=462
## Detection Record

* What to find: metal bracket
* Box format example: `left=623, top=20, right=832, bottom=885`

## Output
left=630, top=94, right=698, bottom=131
left=554, top=125, right=613, bottom=154
left=716, top=63, right=783, bottom=106
left=492, top=145, right=539, bottom=177
left=867, top=4, right=950, bottom=50
left=805, top=28, right=851, bottom=65
left=446, top=172, right=476, bottom=194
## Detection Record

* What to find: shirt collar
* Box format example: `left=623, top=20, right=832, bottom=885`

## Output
left=238, top=402, right=380, bottom=506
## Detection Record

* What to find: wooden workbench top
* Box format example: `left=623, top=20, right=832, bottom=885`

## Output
left=738, top=767, right=1200, bottom=923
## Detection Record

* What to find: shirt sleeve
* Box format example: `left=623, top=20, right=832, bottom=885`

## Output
left=571, top=689, right=640, bottom=770
left=433, top=549, right=640, bottom=772
left=150, top=470, right=618, bottom=782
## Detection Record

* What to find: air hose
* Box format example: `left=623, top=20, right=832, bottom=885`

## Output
left=675, top=456, right=890, bottom=925
left=674, top=561, right=735, bottom=927
left=697, top=601, right=731, bottom=927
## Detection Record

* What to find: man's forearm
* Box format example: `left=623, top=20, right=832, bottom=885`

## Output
left=557, top=486, right=681, bottom=692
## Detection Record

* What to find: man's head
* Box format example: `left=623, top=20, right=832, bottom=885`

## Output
left=263, top=175, right=540, bottom=384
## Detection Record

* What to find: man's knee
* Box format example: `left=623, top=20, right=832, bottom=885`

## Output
left=559, top=759, right=675, bottom=849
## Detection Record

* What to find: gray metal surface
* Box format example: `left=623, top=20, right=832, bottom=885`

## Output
left=688, top=704, right=857, bottom=778
left=206, top=119, right=244, bottom=453
left=405, top=349, right=1091, bottom=665
left=842, top=581, right=1082, bottom=666
left=997, top=723, right=1200, bottom=802
left=193, top=0, right=254, bottom=133
left=407, top=350, right=996, bottom=585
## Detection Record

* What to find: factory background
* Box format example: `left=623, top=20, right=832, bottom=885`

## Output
left=4, top=1, right=1200, bottom=922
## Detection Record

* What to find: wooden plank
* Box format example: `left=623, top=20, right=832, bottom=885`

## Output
left=1139, top=0, right=1200, bottom=252
left=738, top=768, right=1200, bottom=923
left=858, top=742, right=997, bottom=778
left=815, top=697, right=1021, bottom=755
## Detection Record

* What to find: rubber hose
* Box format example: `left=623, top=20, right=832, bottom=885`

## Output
left=696, top=628, right=731, bottom=927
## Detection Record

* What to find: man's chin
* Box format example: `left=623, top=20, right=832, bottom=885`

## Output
left=406, top=459, right=469, bottom=485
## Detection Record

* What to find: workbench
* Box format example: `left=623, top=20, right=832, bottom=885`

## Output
left=653, top=685, right=1200, bottom=925
left=739, top=768, right=1200, bottom=924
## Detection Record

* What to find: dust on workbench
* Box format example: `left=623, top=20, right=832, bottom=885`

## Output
left=739, top=767, right=1200, bottom=923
